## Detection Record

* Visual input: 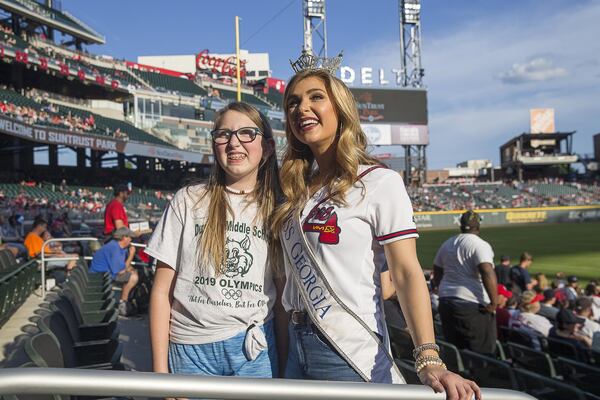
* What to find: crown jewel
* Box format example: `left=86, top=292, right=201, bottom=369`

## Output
left=290, top=50, right=343, bottom=75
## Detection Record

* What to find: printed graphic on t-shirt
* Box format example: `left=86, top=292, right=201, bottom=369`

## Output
left=186, top=218, right=268, bottom=310
left=302, top=204, right=341, bottom=244
left=223, top=235, right=253, bottom=278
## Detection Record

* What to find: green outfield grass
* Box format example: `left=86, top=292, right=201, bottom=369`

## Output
left=416, top=221, right=600, bottom=282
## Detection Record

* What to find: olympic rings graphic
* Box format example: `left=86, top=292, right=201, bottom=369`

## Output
left=221, top=288, right=242, bottom=300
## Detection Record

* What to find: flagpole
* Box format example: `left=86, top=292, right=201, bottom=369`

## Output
left=235, top=16, right=241, bottom=102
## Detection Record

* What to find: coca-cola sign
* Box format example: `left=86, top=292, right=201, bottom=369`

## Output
left=196, top=50, right=247, bottom=78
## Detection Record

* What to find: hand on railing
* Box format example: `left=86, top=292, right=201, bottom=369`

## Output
left=418, top=365, right=481, bottom=400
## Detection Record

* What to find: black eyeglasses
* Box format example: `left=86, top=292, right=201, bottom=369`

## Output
left=210, top=127, right=263, bottom=144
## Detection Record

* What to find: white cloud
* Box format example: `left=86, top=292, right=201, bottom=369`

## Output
left=499, top=57, right=568, bottom=84
left=341, top=2, right=600, bottom=168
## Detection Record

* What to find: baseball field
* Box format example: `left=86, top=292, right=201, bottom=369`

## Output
left=416, top=221, right=600, bottom=283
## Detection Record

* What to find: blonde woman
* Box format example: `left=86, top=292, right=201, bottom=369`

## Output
left=272, top=65, right=480, bottom=399
left=147, top=102, right=286, bottom=378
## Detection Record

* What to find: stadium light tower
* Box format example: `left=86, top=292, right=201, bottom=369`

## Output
left=303, top=0, right=327, bottom=56
left=399, top=0, right=427, bottom=185
left=399, top=0, right=424, bottom=87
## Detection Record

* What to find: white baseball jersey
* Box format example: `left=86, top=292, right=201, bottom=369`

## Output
left=282, top=165, right=418, bottom=337
left=434, top=233, right=494, bottom=305
left=146, top=184, right=276, bottom=344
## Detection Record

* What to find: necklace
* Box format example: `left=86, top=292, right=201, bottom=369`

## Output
left=224, top=186, right=254, bottom=195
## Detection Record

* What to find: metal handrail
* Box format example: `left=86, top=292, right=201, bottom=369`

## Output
left=0, top=368, right=535, bottom=399
left=40, top=237, right=148, bottom=297
left=41, top=237, right=99, bottom=298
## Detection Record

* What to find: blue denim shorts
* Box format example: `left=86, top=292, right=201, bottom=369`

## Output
left=285, top=320, right=363, bottom=382
left=168, top=319, right=277, bottom=377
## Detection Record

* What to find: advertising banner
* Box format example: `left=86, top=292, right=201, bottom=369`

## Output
left=350, top=88, right=427, bottom=125
left=0, top=114, right=125, bottom=152
left=413, top=205, right=600, bottom=229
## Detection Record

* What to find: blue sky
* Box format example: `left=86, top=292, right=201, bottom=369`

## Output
left=62, top=0, right=599, bottom=169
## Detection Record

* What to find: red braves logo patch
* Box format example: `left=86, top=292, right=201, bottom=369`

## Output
left=302, top=205, right=341, bottom=244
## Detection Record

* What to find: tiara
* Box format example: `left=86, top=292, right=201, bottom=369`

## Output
left=290, top=50, right=343, bottom=75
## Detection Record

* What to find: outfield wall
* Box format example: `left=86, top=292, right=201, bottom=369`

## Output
left=414, top=205, right=600, bottom=229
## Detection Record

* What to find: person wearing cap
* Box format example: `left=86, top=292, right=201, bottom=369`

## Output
left=509, top=252, right=536, bottom=295
left=495, top=255, right=512, bottom=287
left=432, top=210, right=498, bottom=355
left=516, top=290, right=553, bottom=338
left=103, top=183, right=131, bottom=236
left=496, top=284, right=513, bottom=339
left=538, top=289, right=559, bottom=321
left=574, top=297, right=600, bottom=347
left=550, top=308, right=592, bottom=352
left=563, top=275, right=580, bottom=305
left=90, top=227, right=139, bottom=316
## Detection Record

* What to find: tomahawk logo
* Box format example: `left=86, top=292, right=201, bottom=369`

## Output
left=302, top=205, right=341, bottom=244
left=223, top=235, right=253, bottom=278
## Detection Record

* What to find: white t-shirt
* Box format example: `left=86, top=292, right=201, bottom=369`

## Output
left=518, top=312, right=553, bottom=337
left=282, top=166, right=418, bottom=337
left=434, top=233, right=494, bottom=305
left=581, top=317, right=600, bottom=341
left=146, top=184, right=276, bottom=345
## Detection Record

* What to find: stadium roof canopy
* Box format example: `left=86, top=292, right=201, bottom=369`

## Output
left=500, top=131, right=576, bottom=148
left=0, top=0, right=105, bottom=44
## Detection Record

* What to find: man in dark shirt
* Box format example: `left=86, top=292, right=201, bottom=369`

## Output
left=495, top=255, right=512, bottom=287
left=537, top=289, right=559, bottom=321
left=510, top=252, right=536, bottom=295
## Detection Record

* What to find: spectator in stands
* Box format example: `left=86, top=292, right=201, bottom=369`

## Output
left=495, top=255, right=512, bottom=287
left=584, top=282, right=600, bottom=321
left=516, top=290, right=553, bottom=337
left=496, top=284, right=513, bottom=338
left=574, top=297, right=600, bottom=345
left=103, top=183, right=131, bottom=236
left=89, top=227, right=138, bottom=316
left=533, top=273, right=549, bottom=291
left=433, top=210, right=498, bottom=355
left=510, top=252, right=536, bottom=295
left=563, top=275, right=580, bottom=305
left=0, top=215, right=27, bottom=258
left=23, top=218, right=77, bottom=271
left=538, top=289, right=559, bottom=321
left=550, top=308, right=592, bottom=350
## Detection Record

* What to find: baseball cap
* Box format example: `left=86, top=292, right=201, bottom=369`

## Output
left=460, top=210, right=481, bottom=231
left=556, top=308, right=585, bottom=327
left=497, top=284, right=513, bottom=298
left=112, top=227, right=135, bottom=240
left=567, top=275, right=578, bottom=284
left=543, top=289, right=556, bottom=302
left=521, top=290, right=544, bottom=305
left=500, top=255, right=511, bottom=262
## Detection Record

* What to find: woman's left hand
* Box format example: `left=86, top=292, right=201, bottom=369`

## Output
left=418, top=365, right=481, bottom=400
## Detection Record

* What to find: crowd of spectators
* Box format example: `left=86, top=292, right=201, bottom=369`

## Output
left=408, top=181, right=600, bottom=212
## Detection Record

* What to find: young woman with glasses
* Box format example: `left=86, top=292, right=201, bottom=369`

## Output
left=147, top=102, right=287, bottom=378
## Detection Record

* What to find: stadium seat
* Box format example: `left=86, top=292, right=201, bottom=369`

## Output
left=437, top=339, right=465, bottom=374
left=387, top=325, right=413, bottom=361
left=513, top=367, right=587, bottom=400
left=394, top=358, right=420, bottom=384
left=48, top=294, right=118, bottom=341
left=37, top=312, right=122, bottom=368
left=507, top=342, right=557, bottom=378
left=556, top=357, right=600, bottom=395
left=547, top=336, right=590, bottom=363
left=496, top=340, right=507, bottom=361
left=460, top=349, right=519, bottom=390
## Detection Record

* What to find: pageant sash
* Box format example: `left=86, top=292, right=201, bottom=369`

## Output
left=281, top=167, right=405, bottom=383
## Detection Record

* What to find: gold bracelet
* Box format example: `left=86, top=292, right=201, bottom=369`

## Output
left=415, top=355, right=447, bottom=374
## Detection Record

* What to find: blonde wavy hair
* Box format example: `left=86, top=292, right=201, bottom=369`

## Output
left=271, top=70, right=380, bottom=236
left=191, top=102, right=282, bottom=275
